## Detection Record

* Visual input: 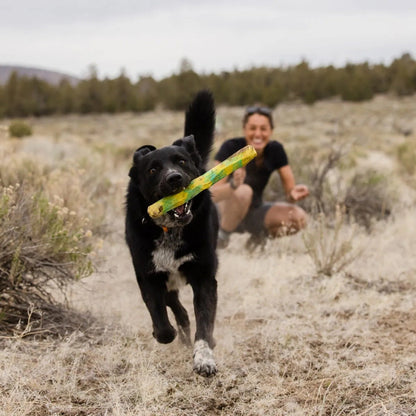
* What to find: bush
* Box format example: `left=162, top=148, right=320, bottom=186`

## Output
left=8, top=120, right=33, bottom=138
left=303, top=205, right=361, bottom=276
left=343, top=170, right=393, bottom=230
left=0, top=183, right=94, bottom=337
left=0, top=155, right=109, bottom=239
left=281, top=143, right=393, bottom=230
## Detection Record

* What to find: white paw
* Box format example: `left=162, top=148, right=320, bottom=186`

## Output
left=193, top=340, right=217, bottom=377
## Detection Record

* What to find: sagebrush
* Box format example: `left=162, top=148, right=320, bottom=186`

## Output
left=0, top=183, right=94, bottom=337
left=8, top=120, right=32, bottom=138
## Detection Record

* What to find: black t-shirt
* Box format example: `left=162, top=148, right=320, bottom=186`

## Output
left=215, top=137, right=289, bottom=208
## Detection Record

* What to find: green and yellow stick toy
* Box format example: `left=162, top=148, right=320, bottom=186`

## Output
left=147, top=145, right=257, bottom=218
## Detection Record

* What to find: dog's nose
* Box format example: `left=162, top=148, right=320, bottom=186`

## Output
left=166, top=172, right=183, bottom=189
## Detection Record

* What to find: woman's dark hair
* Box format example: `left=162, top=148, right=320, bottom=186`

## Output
left=243, top=106, right=274, bottom=129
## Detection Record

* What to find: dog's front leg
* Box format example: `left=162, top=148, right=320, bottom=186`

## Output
left=189, top=276, right=218, bottom=376
left=166, top=290, right=191, bottom=346
left=137, top=273, right=177, bottom=344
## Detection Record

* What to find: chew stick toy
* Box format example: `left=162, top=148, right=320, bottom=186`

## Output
left=147, top=145, right=257, bottom=218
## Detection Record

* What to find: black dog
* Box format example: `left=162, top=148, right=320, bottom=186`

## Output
left=125, top=90, right=218, bottom=376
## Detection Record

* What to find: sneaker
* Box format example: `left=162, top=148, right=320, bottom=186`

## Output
left=217, top=228, right=230, bottom=249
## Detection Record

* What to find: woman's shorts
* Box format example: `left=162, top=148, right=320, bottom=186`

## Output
left=234, top=202, right=273, bottom=236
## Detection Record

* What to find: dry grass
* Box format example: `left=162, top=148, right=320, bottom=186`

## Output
left=1, top=95, right=416, bottom=415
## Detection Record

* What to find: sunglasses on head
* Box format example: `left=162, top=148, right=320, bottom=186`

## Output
left=245, top=106, right=272, bottom=116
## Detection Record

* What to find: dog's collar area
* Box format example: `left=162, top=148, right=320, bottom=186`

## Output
left=141, top=216, right=169, bottom=233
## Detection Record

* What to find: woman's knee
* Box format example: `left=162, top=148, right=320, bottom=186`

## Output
left=291, top=205, right=308, bottom=230
left=235, top=184, right=253, bottom=206
left=265, top=203, right=308, bottom=236
left=231, top=184, right=253, bottom=222
left=217, top=184, right=253, bottom=231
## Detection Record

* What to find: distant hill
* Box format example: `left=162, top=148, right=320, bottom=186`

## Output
left=0, top=65, right=80, bottom=86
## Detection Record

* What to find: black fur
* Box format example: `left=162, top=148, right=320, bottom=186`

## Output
left=183, top=91, right=216, bottom=166
left=125, top=90, right=219, bottom=376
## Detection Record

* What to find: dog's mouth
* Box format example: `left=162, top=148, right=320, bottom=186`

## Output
left=170, top=201, right=192, bottom=219
left=152, top=198, right=193, bottom=229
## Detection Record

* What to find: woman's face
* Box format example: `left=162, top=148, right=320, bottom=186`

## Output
left=243, top=113, right=273, bottom=154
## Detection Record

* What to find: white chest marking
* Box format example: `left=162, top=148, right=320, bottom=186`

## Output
left=152, top=229, right=194, bottom=291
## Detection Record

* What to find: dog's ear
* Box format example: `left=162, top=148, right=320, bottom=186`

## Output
left=129, top=145, right=156, bottom=179
left=173, top=135, right=202, bottom=167
left=133, top=145, right=156, bottom=165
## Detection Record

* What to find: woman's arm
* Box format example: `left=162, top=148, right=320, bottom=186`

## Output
left=278, top=165, right=309, bottom=202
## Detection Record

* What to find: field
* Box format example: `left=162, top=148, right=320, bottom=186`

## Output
left=1, top=95, right=416, bottom=415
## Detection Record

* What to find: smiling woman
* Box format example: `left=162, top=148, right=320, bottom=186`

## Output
left=211, top=105, right=309, bottom=248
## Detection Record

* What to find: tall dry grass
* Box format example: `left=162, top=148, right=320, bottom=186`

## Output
left=1, top=95, right=416, bottom=415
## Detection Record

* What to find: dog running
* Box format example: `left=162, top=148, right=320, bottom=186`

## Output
left=125, top=90, right=219, bottom=376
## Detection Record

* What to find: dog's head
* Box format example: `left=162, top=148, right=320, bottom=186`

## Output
left=129, top=135, right=203, bottom=228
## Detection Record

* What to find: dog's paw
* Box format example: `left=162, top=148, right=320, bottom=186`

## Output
left=193, top=340, right=217, bottom=377
left=153, top=326, right=177, bottom=344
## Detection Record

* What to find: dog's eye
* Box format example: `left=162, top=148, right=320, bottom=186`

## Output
left=149, top=167, right=157, bottom=175
left=178, top=159, right=186, bottom=166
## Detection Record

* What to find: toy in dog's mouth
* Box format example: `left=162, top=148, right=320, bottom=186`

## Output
left=147, top=145, right=257, bottom=221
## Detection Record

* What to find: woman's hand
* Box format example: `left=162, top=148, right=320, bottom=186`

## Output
left=289, top=184, right=309, bottom=202
left=231, top=168, right=246, bottom=188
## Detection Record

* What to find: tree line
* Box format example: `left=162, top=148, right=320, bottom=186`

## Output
left=0, top=53, right=415, bottom=118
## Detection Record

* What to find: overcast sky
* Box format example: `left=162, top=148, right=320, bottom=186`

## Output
left=1, top=0, right=416, bottom=80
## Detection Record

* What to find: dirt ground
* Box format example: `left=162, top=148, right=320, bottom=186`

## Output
left=1, top=95, right=416, bottom=415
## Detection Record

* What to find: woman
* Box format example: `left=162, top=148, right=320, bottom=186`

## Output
left=211, top=106, right=309, bottom=248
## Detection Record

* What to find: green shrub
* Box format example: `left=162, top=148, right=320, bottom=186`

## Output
left=343, top=170, right=393, bottom=230
left=8, top=120, right=33, bottom=138
left=0, top=184, right=94, bottom=337
left=275, top=143, right=394, bottom=230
